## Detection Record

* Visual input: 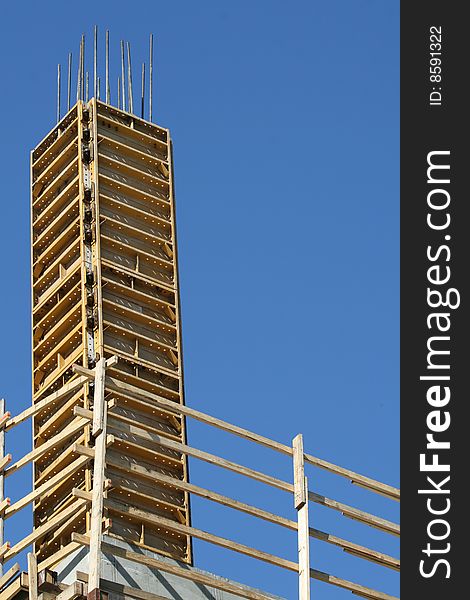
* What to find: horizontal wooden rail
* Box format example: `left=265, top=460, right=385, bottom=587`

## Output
left=73, top=524, right=398, bottom=600
left=3, top=498, right=88, bottom=562
left=104, top=374, right=399, bottom=501
left=308, top=491, right=400, bottom=537
left=107, top=453, right=399, bottom=571
left=4, top=417, right=88, bottom=478
left=0, top=563, right=19, bottom=592
left=114, top=425, right=399, bottom=537
left=4, top=376, right=88, bottom=432
left=4, top=455, right=90, bottom=519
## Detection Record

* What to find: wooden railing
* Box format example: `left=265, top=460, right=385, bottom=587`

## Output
left=0, top=357, right=399, bottom=600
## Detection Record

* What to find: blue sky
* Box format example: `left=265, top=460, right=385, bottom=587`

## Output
left=0, top=1, right=399, bottom=598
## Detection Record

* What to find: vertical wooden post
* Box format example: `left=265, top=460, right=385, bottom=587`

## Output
left=88, top=358, right=107, bottom=598
left=92, top=357, right=106, bottom=438
left=0, top=398, right=4, bottom=578
left=27, top=552, right=38, bottom=600
left=293, top=434, right=310, bottom=600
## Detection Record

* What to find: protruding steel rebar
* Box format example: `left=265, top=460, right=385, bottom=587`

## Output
left=57, top=64, right=61, bottom=123
left=67, top=53, right=72, bottom=111
left=94, top=25, right=98, bottom=99
left=120, top=40, right=126, bottom=112
left=127, top=42, right=134, bottom=114
left=76, top=37, right=83, bottom=102
left=106, top=30, right=110, bottom=104
left=86, top=72, right=89, bottom=102
left=149, top=33, right=153, bottom=121
left=98, top=76, right=101, bottom=100
left=81, top=34, right=85, bottom=101
left=117, top=77, right=121, bottom=109
left=141, top=63, right=145, bottom=119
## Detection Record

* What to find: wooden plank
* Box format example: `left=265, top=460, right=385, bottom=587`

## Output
left=0, top=413, right=10, bottom=431
left=88, top=359, right=108, bottom=594
left=79, top=519, right=398, bottom=600
left=5, top=417, right=88, bottom=478
left=308, top=491, right=400, bottom=536
left=105, top=499, right=297, bottom=572
left=0, top=563, right=19, bottom=591
left=108, top=410, right=398, bottom=538
left=36, top=390, right=85, bottom=441
left=105, top=453, right=399, bottom=570
left=5, top=456, right=90, bottom=519
left=92, top=358, right=106, bottom=437
left=292, top=435, right=310, bottom=600
left=55, top=581, right=84, bottom=600
left=3, top=499, right=88, bottom=562
left=39, top=503, right=88, bottom=556
left=105, top=375, right=399, bottom=501
left=0, top=573, right=26, bottom=600
left=304, top=453, right=400, bottom=501
left=27, top=553, right=38, bottom=600
left=37, top=541, right=81, bottom=573
left=310, top=568, right=398, bottom=600
left=73, top=534, right=275, bottom=600
left=72, top=355, right=118, bottom=381
left=110, top=425, right=289, bottom=492
left=77, top=572, right=170, bottom=600
left=292, top=435, right=306, bottom=510
left=35, top=435, right=85, bottom=488
left=5, top=376, right=88, bottom=431
left=0, top=456, right=10, bottom=473
left=33, top=259, right=80, bottom=315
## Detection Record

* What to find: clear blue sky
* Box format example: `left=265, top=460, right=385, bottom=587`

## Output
left=0, top=1, right=399, bottom=598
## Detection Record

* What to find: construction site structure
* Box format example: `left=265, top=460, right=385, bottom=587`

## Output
left=0, top=30, right=400, bottom=600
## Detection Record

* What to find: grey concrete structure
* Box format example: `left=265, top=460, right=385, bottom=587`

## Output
left=55, top=536, right=285, bottom=600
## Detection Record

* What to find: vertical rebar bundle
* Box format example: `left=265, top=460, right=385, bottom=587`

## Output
left=57, top=28, right=155, bottom=122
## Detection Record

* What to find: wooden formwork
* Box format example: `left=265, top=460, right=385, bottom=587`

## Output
left=30, top=100, right=191, bottom=568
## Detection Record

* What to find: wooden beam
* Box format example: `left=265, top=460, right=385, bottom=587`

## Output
left=3, top=500, right=87, bottom=562
left=0, top=544, right=10, bottom=561
left=293, top=435, right=310, bottom=600
left=0, top=572, right=26, bottom=600
left=92, top=358, right=105, bottom=437
left=105, top=499, right=297, bottom=572
left=72, top=356, right=118, bottom=381
left=105, top=375, right=399, bottom=501
left=308, top=491, right=400, bottom=536
left=0, top=454, right=11, bottom=473
left=0, top=414, right=10, bottom=431
left=5, top=455, right=90, bottom=519
left=310, top=568, right=398, bottom=600
left=27, top=553, right=38, bottom=600
left=105, top=453, right=399, bottom=570
left=77, top=572, right=169, bottom=600
left=0, top=563, right=20, bottom=591
left=37, top=541, right=81, bottom=573
left=5, top=376, right=88, bottom=432
left=72, top=534, right=275, bottom=600
left=88, top=359, right=108, bottom=594
left=5, top=417, right=88, bottom=478
left=111, top=424, right=291, bottom=493
left=56, top=582, right=85, bottom=600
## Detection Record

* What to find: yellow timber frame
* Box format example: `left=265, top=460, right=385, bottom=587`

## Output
left=29, top=99, right=191, bottom=569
